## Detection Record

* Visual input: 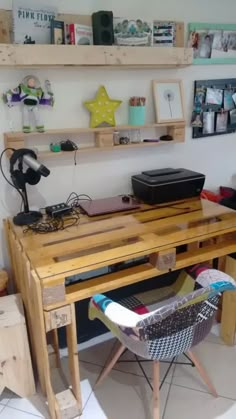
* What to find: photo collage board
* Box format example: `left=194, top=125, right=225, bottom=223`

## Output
left=188, top=23, right=236, bottom=64
left=192, top=78, right=236, bottom=139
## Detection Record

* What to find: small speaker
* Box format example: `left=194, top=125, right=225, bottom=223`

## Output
left=92, top=11, right=114, bottom=45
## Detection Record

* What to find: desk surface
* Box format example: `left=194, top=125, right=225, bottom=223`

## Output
left=11, top=198, right=236, bottom=283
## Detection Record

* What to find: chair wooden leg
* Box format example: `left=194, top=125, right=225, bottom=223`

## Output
left=187, top=351, right=218, bottom=397
left=96, top=343, right=126, bottom=386
left=153, top=361, right=160, bottom=419
left=103, top=339, right=120, bottom=370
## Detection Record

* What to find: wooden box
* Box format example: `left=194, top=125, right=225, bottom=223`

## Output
left=95, top=132, right=114, bottom=148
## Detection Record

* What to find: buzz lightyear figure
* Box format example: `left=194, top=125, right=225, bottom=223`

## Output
left=3, top=75, right=54, bottom=133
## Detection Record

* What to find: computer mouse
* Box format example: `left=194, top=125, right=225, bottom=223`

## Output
left=122, top=195, right=130, bottom=203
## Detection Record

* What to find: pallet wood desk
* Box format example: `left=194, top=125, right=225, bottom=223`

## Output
left=4, top=197, right=236, bottom=419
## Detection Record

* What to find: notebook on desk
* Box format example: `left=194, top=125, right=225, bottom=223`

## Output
left=79, top=196, right=140, bottom=216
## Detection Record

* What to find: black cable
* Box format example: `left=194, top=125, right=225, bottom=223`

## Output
left=23, top=208, right=80, bottom=234
left=66, top=192, right=92, bottom=207
left=0, top=148, right=25, bottom=204
left=74, top=149, right=77, bottom=165
left=66, top=192, right=78, bottom=205
left=23, top=218, right=63, bottom=234
left=23, top=193, right=88, bottom=234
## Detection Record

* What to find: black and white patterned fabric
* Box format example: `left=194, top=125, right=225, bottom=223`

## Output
left=89, top=265, right=236, bottom=361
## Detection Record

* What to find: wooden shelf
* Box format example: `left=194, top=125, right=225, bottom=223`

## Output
left=38, top=140, right=182, bottom=158
left=0, top=44, right=193, bottom=68
left=4, top=122, right=185, bottom=158
left=4, top=122, right=185, bottom=140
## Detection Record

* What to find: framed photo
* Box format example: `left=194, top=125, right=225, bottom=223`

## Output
left=152, top=79, right=185, bottom=123
left=188, top=23, right=236, bottom=65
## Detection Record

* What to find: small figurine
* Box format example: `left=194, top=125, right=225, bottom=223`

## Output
left=3, top=75, right=54, bottom=133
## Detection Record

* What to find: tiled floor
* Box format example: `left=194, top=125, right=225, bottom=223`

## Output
left=0, top=327, right=236, bottom=419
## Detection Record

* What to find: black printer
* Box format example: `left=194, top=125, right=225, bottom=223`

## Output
left=132, top=168, right=205, bottom=205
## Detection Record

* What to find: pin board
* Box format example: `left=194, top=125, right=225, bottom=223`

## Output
left=192, top=78, right=236, bottom=139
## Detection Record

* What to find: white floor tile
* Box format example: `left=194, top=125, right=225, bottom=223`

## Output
left=0, top=389, right=13, bottom=405
left=113, top=350, right=175, bottom=383
left=83, top=368, right=170, bottom=419
left=6, top=361, right=102, bottom=419
left=79, top=338, right=116, bottom=366
left=8, top=393, right=48, bottom=418
left=205, top=332, right=225, bottom=345
left=5, top=358, right=101, bottom=419
left=205, top=323, right=225, bottom=345
left=0, top=406, right=41, bottom=418
left=172, top=341, right=236, bottom=400
left=79, top=338, right=174, bottom=383
left=164, top=385, right=236, bottom=419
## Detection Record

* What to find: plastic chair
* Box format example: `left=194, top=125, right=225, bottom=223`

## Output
left=89, top=264, right=236, bottom=419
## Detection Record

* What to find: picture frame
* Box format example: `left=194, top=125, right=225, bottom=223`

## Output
left=188, top=23, right=236, bottom=65
left=152, top=79, right=185, bottom=123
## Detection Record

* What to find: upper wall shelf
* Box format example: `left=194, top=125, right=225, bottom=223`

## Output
left=0, top=44, right=193, bottom=68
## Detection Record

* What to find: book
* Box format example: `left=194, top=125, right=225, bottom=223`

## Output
left=69, top=23, right=75, bottom=45
left=0, top=10, right=11, bottom=43
left=64, top=23, right=71, bottom=44
left=69, top=24, right=93, bottom=45
left=153, top=21, right=176, bottom=47
left=13, top=0, right=57, bottom=44
left=51, top=20, right=64, bottom=45
left=113, top=18, right=153, bottom=46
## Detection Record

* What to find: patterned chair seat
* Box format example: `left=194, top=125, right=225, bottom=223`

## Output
left=90, top=264, right=236, bottom=360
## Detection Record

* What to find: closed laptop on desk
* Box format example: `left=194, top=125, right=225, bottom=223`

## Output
left=132, top=168, right=205, bottom=204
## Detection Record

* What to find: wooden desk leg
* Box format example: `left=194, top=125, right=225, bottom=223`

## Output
left=221, top=291, right=236, bottom=346
left=31, top=272, right=59, bottom=419
left=43, top=304, right=82, bottom=418
left=66, top=304, right=82, bottom=414
left=51, top=329, right=61, bottom=369
left=216, top=236, right=227, bottom=271
left=220, top=255, right=236, bottom=345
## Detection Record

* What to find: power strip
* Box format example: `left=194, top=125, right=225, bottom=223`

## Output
left=45, top=203, right=72, bottom=218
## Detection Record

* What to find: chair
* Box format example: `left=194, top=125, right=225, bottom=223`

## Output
left=89, top=264, right=236, bottom=419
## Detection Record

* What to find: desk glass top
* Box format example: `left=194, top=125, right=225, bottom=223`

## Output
left=13, top=198, right=236, bottom=280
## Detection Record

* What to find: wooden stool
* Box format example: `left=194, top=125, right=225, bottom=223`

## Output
left=0, top=270, right=8, bottom=296
left=0, top=294, right=35, bottom=397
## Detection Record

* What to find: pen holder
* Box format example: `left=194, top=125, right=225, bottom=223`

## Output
left=128, top=106, right=146, bottom=126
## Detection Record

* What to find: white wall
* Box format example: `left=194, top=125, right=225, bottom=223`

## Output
left=1, top=0, right=236, bottom=266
